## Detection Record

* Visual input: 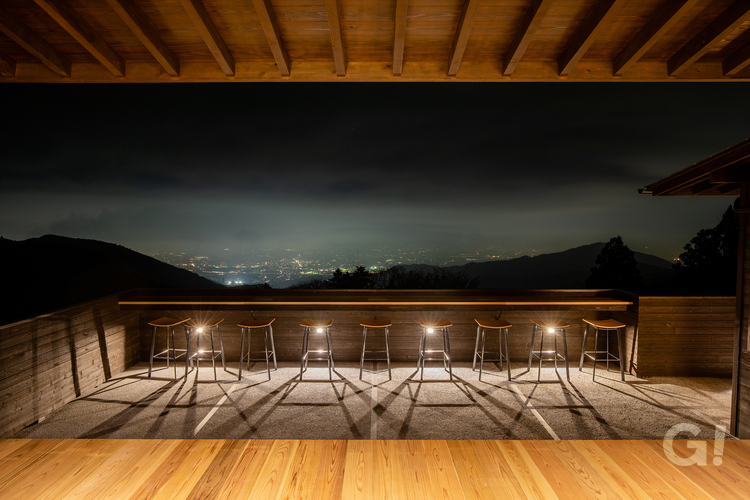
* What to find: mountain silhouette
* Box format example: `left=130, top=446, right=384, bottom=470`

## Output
left=406, top=243, right=674, bottom=289
left=0, top=235, right=223, bottom=325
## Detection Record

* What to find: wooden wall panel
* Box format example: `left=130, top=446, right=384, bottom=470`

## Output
left=0, top=295, right=140, bottom=438
left=636, top=296, right=735, bottom=378
left=739, top=351, right=750, bottom=438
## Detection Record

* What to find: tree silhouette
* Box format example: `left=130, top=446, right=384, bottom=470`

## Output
left=674, top=203, right=738, bottom=295
left=586, top=236, right=643, bottom=293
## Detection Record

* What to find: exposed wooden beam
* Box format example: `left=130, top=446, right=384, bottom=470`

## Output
left=105, top=0, right=180, bottom=76
left=324, top=0, right=346, bottom=77
left=557, top=0, right=627, bottom=77
left=722, top=40, right=750, bottom=76
left=668, top=1, right=750, bottom=76
left=447, top=0, right=481, bottom=77
left=393, top=0, right=408, bottom=76
left=251, top=0, right=290, bottom=76
left=34, top=0, right=125, bottom=77
left=710, top=163, right=750, bottom=183
left=689, top=179, right=719, bottom=195
left=0, top=51, right=16, bottom=77
left=612, top=0, right=699, bottom=76
left=0, top=5, right=71, bottom=77
left=178, top=0, right=234, bottom=76
left=502, top=0, right=555, bottom=76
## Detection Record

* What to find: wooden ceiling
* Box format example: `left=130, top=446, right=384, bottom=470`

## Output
left=645, top=137, right=750, bottom=196
left=1, top=0, right=750, bottom=82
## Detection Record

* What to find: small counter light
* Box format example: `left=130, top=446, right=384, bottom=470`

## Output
left=317, top=328, right=323, bottom=333
left=427, top=328, right=434, bottom=333
left=548, top=328, right=555, bottom=334
left=197, top=328, right=203, bottom=333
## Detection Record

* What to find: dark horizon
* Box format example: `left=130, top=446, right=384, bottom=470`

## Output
left=2, top=83, right=747, bottom=261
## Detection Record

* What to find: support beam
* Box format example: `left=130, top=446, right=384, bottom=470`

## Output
left=612, top=0, right=699, bottom=76
left=447, top=0, right=481, bottom=77
left=502, top=0, right=555, bottom=76
left=557, top=0, right=627, bottom=77
left=722, top=41, right=750, bottom=76
left=710, top=163, right=750, bottom=183
left=252, top=0, right=290, bottom=76
left=324, top=0, right=346, bottom=77
left=668, top=1, right=750, bottom=76
left=34, top=0, right=125, bottom=77
left=393, top=0, right=408, bottom=76
left=0, top=5, right=71, bottom=77
left=0, top=51, right=16, bottom=77
left=178, top=0, right=234, bottom=76
left=105, top=0, right=180, bottom=76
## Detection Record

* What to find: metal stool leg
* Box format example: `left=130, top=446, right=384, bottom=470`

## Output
left=562, top=328, right=569, bottom=380
left=479, top=327, right=486, bottom=381
left=593, top=328, right=599, bottom=378
left=239, top=327, right=245, bottom=380
left=300, top=327, right=308, bottom=380
left=326, top=327, right=333, bottom=380
left=473, top=324, right=481, bottom=371
left=264, top=327, right=271, bottom=381
left=420, top=328, right=426, bottom=381
left=606, top=329, right=611, bottom=372
left=617, top=327, right=625, bottom=381
left=504, top=328, right=512, bottom=381
left=538, top=329, right=544, bottom=382
left=210, top=327, right=217, bottom=380
left=498, top=328, right=503, bottom=371
left=218, top=324, right=226, bottom=371
left=445, top=327, right=453, bottom=381
left=359, top=326, right=367, bottom=381
left=579, top=323, right=590, bottom=370
left=385, top=327, right=392, bottom=381
left=149, top=326, right=156, bottom=377
left=554, top=332, right=559, bottom=371
left=269, top=324, right=277, bottom=369
left=528, top=324, right=537, bottom=371
left=183, top=327, right=189, bottom=380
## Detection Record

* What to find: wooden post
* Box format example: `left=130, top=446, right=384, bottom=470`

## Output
left=732, top=183, right=749, bottom=437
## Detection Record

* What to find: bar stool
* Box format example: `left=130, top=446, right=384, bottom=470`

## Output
left=238, top=317, right=277, bottom=381
left=183, top=319, right=226, bottom=381
left=359, top=318, right=392, bottom=381
left=579, top=318, right=626, bottom=381
left=148, top=317, right=190, bottom=379
left=528, top=319, right=570, bottom=381
left=300, top=318, right=335, bottom=380
left=473, top=318, right=512, bottom=381
left=417, top=318, right=453, bottom=381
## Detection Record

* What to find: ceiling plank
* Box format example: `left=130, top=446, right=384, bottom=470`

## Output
left=393, top=0, right=408, bottom=76
left=178, top=0, right=234, bottom=76
left=251, top=0, right=290, bottom=76
left=447, top=0, right=481, bottom=77
left=667, top=1, right=750, bottom=76
left=105, top=0, right=180, bottom=76
left=612, top=0, right=699, bottom=76
left=0, top=51, right=17, bottom=77
left=557, top=0, right=627, bottom=77
left=722, top=40, right=750, bottom=76
left=324, top=0, right=346, bottom=77
left=34, top=0, right=125, bottom=77
left=0, top=5, right=71, bottom=77
left=502, top=0, right=555, bottom=76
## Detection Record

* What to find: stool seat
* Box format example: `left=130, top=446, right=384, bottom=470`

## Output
left=418, top=318, right=452, bottom=328
left=148, top=317, right=190, bottom=327
left=582, top=318, right=625, bottom=329
left=475, top=318, right=512, bottom=329
left=239, top=318, right=276, bottom=328
left=360, top=318, right=392, bottom=328
left=530, top=319, right=570, bottom=329
left=185, top=318, right=225, bottom=329
left=301, top=318, right=334, bottom=328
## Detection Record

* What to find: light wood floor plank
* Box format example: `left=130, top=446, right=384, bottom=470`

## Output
left=314, top=440, right=346, bottom=500
left=214, top=440, right=273, bottom=500
left=492, top=441, right=559, bottom=500
left=470, top=440, right=528, bottom=500
left=523, top=441, right=598, bottom=500
left=447, top=440, right=498, bottom=500
left=150, top=440, right=226, bottom=500
left=127, top=440, right=198, bottom=500
left=0, top=439, right=64, bottom=490
left=247, top=439, right=299, bottom=500
left=277, top=440, right=323, bottom=500
left=396, top=440, right=432, bottom=500
left=373, top=440, right=405, bottom=499
left=0, top=439, right=33, bottom=460
left=424, top=440, right=467, bottom=500
left=342, top=439, right=372, bottom=499
left=185, top=440, right=248, bottom=500
left=540, top=440, right=626, bottom=499
left=570, top=441, right=653, bottom=500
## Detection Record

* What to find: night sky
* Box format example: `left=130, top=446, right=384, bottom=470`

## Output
left=1, top=83, right=748, bottom=261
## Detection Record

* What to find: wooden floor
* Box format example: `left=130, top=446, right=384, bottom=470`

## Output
left=1, top=439, right=749, bottom=499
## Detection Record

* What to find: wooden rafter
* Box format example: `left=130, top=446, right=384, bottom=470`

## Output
left=0, top=51, right=16, bottom=77
left=34, top=0, right=125, bottom=77
left=324, top=0, right=346, bottom=76
left=252, top=0, right=290, bottom=76
left=722, top=41, right=750, bottom=76
left=393, top=0, right=408, bottom=76
left=178, top=0, right=235, bottom=76
left=557, top=0, right=627, bottom=77
left=502, top=0, right=555, bottom=76
left=710, top=164, right=750, bottom=183
left=612, top=0, right=699, bottom=76
left=0, top=5, right=71, bottom=77
left=667, top=1, right=750, bottom=76
left=106, top=0, right=180, bottom=76
left=447, top=0, right=481, bottom=77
